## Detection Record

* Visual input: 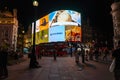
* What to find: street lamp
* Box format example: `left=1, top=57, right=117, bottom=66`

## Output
left=33, top=0, right=39, bottom=7
left=29, top=0, right=41, bottom=68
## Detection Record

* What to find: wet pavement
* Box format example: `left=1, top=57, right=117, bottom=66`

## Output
left=4, top=57, right=114, bottom=80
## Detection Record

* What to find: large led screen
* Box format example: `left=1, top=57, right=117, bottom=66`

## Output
left=32, top=10, right=82, bottom=45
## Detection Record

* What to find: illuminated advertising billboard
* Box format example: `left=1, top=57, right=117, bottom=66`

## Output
left=32, top=10, right=82, bottom=45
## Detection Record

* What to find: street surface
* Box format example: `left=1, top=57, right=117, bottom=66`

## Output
left=5, top=57, right=114, bottom=80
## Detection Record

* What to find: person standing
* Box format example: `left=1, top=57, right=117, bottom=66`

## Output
left=85, top=50, right=89, bottom=61
left=89, top=48, right=94, bottom=60
left=53, top=46, right=57, bottom=61
left=112, top=40, right=120, bottom=80
left=0, top=39, right=9, bottom=79
left=81, top=47, right=85, bottom=63
left=36, top=45, right=40, bottom=59
left=0, top=46, right=3, bottom=77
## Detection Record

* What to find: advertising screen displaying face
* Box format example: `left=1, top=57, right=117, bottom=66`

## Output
left=49, top=10, right=81, bottom=27
left=31, top=10, right=82, bottom=45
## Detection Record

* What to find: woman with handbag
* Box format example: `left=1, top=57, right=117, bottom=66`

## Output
left=112, top=40, right=120, bottom=80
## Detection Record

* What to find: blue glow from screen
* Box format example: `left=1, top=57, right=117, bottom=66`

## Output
left=49, top=25, right=65, bottom=42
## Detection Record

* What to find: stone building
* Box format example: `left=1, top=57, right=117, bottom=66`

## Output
left=24, top=25, right=32, bottom=48
left=0, top=8, right=18, bottom=51
left=111, top=1, right=120, bottom=48
left=82, top=18, right=93, bottom=43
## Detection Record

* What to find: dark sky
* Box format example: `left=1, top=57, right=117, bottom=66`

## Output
left=0, top=0, right=114, bottom=34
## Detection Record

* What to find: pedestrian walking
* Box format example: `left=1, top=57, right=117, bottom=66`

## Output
left=103, top=48, right=109, bottom=62
left=74, top=47, right=80, bottom=65
left=112, top=40, right=120, bottom=80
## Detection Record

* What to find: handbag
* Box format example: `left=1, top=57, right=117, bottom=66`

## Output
left=109, top=59, right=115, bottom=72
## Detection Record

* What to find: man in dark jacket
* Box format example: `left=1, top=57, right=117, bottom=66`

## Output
left=112, top=40, right=120, bottom=80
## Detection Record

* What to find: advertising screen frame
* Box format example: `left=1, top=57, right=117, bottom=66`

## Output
left=31, top=10, right=82, bottom=45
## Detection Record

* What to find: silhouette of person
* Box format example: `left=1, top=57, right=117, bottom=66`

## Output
left=74, top=46, right=80, bottom=65
left=112, top=40, right=120, bottom=80
left=53, top=46, right=57, bottom=61
left=81, top=47, right=85, bottom=63
left=0, top=39, right=9, bottom=79
left=0, top=46, right=3, bottom=77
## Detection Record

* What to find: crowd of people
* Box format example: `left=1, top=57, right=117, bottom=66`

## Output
left=74, top=45, right=113, bottom=65
left=73, top=41, right=120, bottom=80
left=0, top=39, right=120, bottom=80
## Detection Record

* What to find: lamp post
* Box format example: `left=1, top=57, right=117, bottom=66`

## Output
left=70, top=30, right=73, bottom=57
left=29, top=0, right=41, bottom=68
left=22, top=30, right=24, bottom=54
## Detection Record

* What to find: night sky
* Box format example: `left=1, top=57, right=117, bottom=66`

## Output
left=0, top=0, right=115, bottom=38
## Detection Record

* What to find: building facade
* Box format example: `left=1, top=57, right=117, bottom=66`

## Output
left=111, top=1, right=120, bottom=48
left=82, top=18, right=93, bottom=43
left=0, top=8, right=18, bottom=51
left=24, top=25, right=32, bottom=48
